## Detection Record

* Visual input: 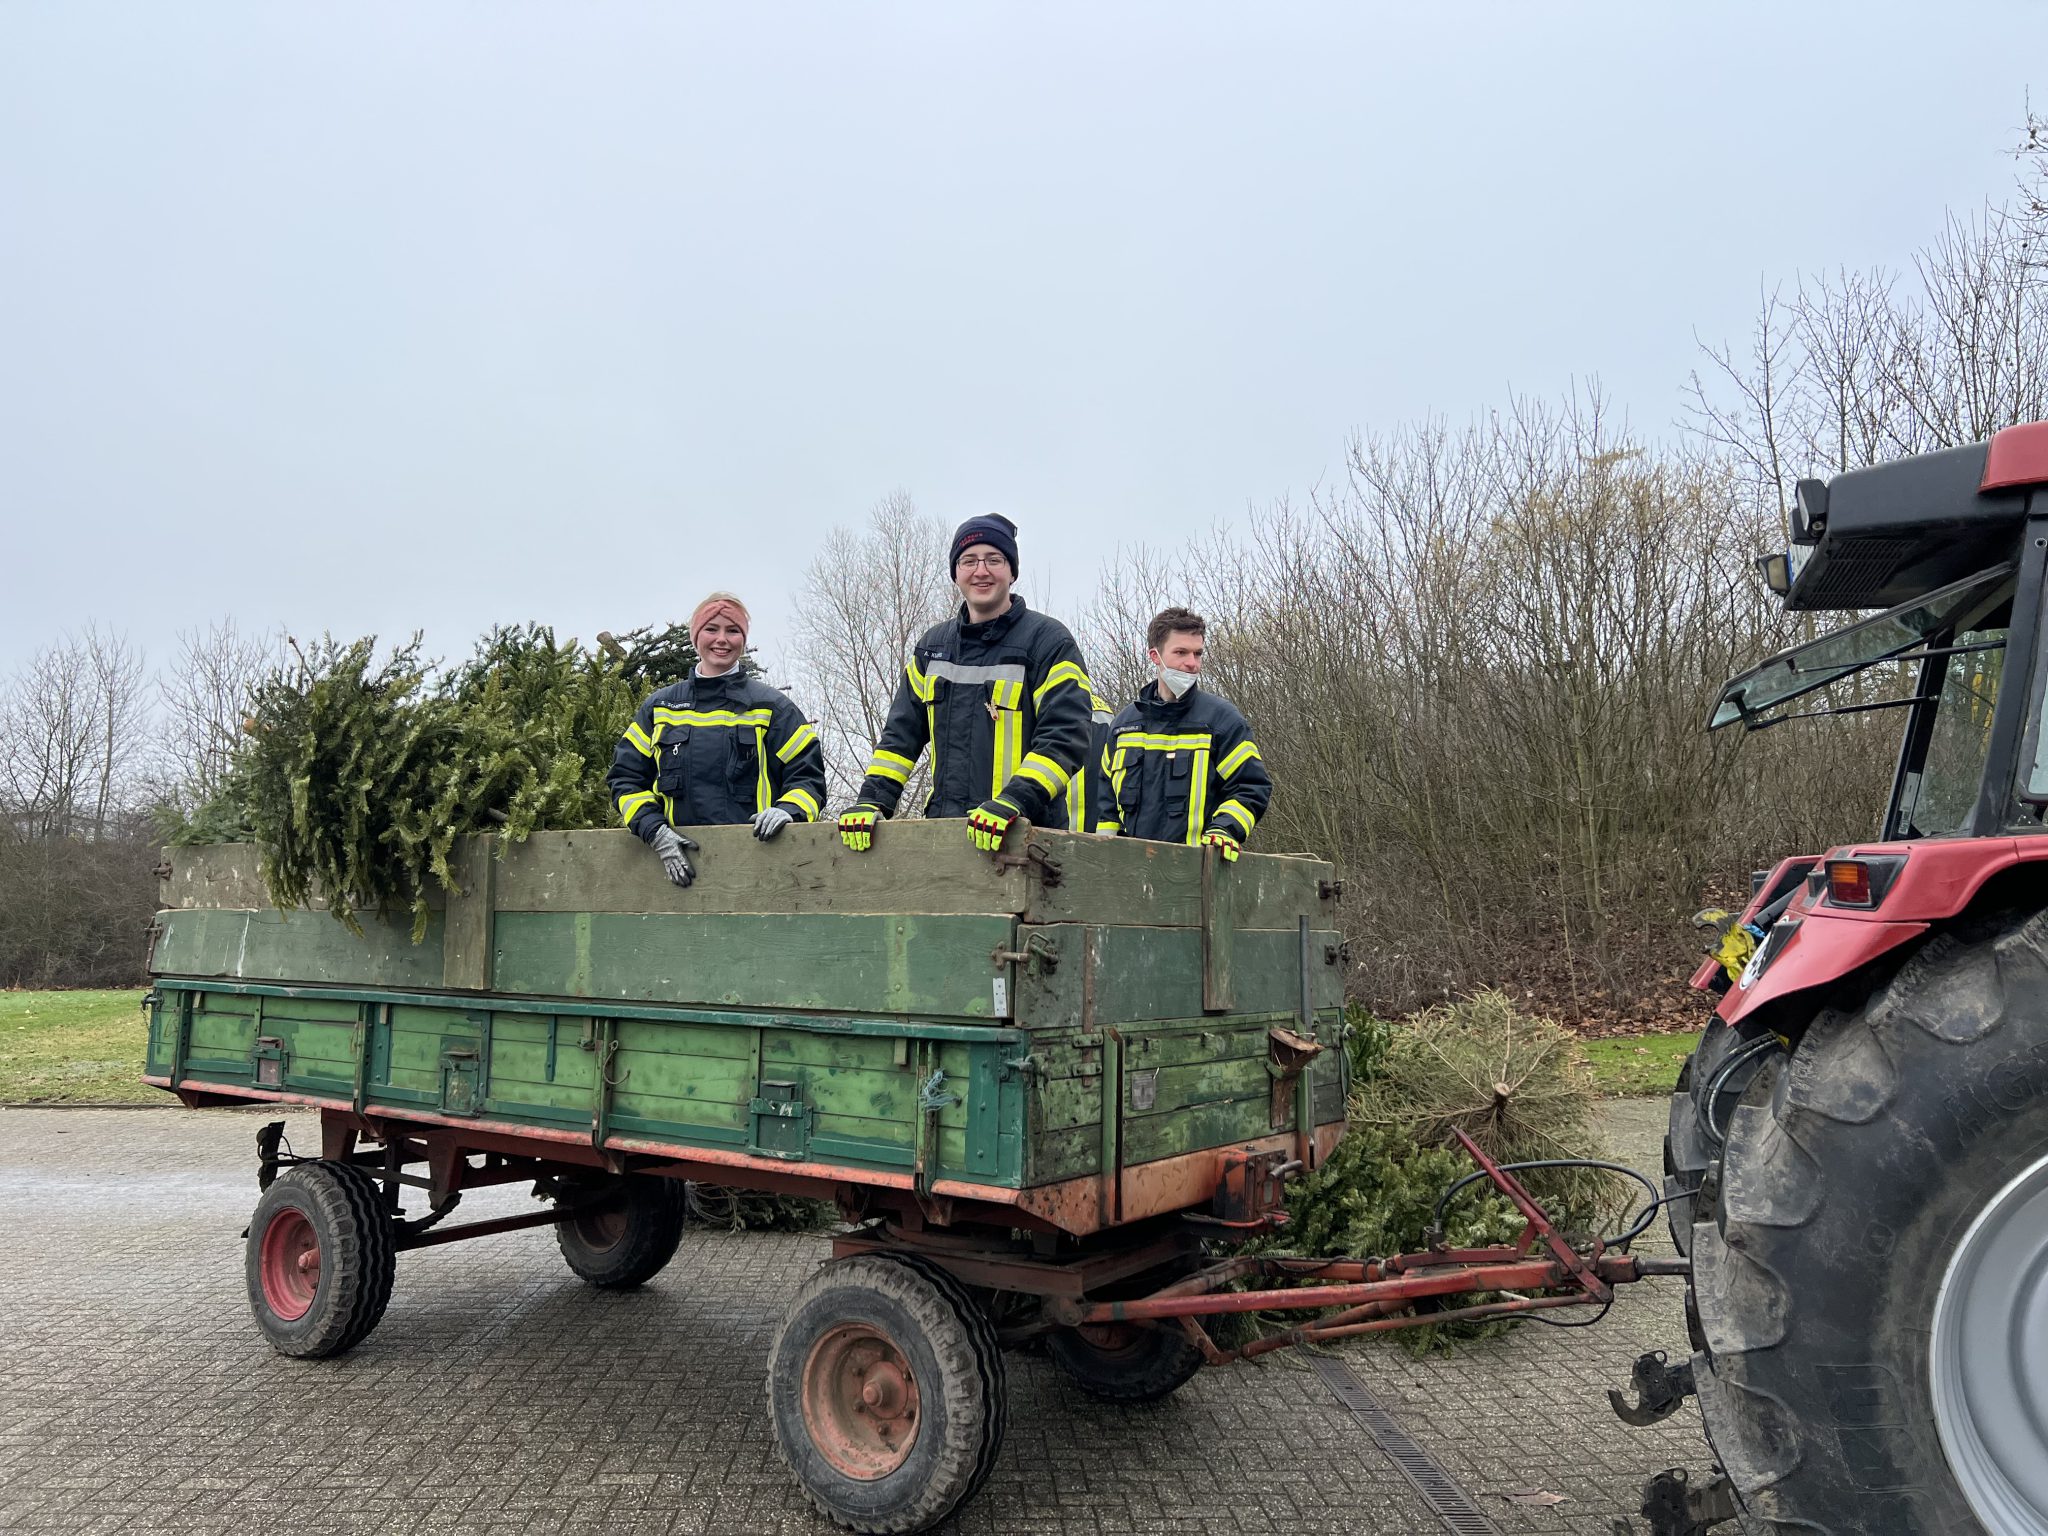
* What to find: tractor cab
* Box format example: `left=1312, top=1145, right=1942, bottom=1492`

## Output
left=1702, top=421, right=2048, bottom=1013
left=1666, top=424, right=2048, bottom=1536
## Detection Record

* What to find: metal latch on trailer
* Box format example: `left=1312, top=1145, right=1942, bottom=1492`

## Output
left=750, top=1080, right=811, bottom=1159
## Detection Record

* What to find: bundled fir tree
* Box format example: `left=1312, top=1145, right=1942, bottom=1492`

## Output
left=173, top=622, right=700, bottom=937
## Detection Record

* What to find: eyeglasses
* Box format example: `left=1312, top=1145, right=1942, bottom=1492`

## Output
left=957, top=555, right=1010, bottom=571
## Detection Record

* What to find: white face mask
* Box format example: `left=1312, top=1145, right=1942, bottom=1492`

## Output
left=1156, top=665, right=1198, bottom=699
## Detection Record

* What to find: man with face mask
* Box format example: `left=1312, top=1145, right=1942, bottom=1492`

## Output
left=1094, top=607, right=1271, bottom=860
left=839, top=514, right=1096, bottom=854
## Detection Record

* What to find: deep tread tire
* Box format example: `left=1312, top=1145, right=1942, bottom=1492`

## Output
left=1663, top=1017, right=1761, bottom=1257
left=767, top=1254, right=1007, bottom=1534
left=1683, top=911, right=2048, bottom=1535
left=245, top=1161, right=397, bottom=1359
left=555, top=1174, right=687, bottom=1289
left=1047, top=1322, right=1205, bottom=1403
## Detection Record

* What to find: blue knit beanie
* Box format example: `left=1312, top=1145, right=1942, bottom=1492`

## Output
left=950, top=514, right=1020, bottom=575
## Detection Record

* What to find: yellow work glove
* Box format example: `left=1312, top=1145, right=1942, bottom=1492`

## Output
left=1200, top=828, right=1241, bottom=862
left=838, top=804, right=880, bottom=852
left=967, top=797, right=1018, bottom=853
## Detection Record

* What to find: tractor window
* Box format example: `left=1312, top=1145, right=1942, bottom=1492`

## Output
left=1710, top=562, right=2012, bottom=730
left=1897, top=630, right=2006, bottom=837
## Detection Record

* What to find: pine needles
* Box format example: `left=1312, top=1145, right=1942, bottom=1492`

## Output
left=173, top=623, right=698, bottom=937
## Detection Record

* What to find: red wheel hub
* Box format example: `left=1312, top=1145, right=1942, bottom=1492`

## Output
left=572, top=1204, right=628, bottom=1251
left=800, top=1323, right=921, bottom=1479
left=258, top=1207, right=321, bottom=1321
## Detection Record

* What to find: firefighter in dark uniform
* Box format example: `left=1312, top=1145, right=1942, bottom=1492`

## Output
left=839, top=515, right=1096, bottom=853
left=607, top=593, right=828, bottom=887
left=1095, top=606, right=1272, bottom=860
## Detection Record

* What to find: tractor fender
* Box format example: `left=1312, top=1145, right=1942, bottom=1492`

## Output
left=1714, top=838, right=2048, bottom=1027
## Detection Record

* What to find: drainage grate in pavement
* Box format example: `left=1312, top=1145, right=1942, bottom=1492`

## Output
left=1308, top=1352, right=1506, bottom=1536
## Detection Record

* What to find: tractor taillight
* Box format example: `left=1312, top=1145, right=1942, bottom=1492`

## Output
left=1826, top=859, right=1874, bottom=907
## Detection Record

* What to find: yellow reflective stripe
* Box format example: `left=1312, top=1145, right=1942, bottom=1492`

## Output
left=755, top=727, right=772, bottom=814
left=623, top=721, right=656, bottom=758
left=991, top=705, right=1010, bottom=798
left=908, top=658, right=936, bottom=702
left=865, top=755, right=911, bottom=784
left=779, top=785, right=821, bottom=822
left=616, top=790, right=659, bottom=826
left=1185, top=747, right=1212, bottom=844
left=1218, top=740, right=1261, bottom=779
left=659, top=791, right=675, bottom=824
left=1215, top=799, right=1255, bottom=835
left=1017, top=752, right=1072, bottom=797
left=1113, top=732, right=1214, bottom=752
left=775, top=721, right=819, bottom=763
left=991, top=678, right=1024, bottom=709
left=1094, top=820, right=1121, bottom=836
left=651, top=707, right=775, bottom=728
left=1032, top=660, right=1092, bottom=709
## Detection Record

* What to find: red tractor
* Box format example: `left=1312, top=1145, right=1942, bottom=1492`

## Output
left=1666, top=422, right=2048, bottom=1534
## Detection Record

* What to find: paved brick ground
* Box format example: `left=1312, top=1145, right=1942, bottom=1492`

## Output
left=0, top=1103, right=1708, bottom=1535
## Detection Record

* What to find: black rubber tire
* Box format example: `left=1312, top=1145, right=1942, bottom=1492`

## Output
left=1686, top=910, right=2048, bottom=1534
left=1047, top=1321, right=1205, bottom=1403
left=766, top=1254, right=1008, bottom=1534
left=245, top=1161, right=397, bottom=1359
left=1663, top=1013, right=1784, bottom=1259
left=555, top=1174, right=687, bottom=1289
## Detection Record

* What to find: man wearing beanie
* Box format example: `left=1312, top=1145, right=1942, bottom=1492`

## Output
left=607, top=592, right=828, bottom=887
left=840, top=515, right=1097, bottom=854
left=1094, top=606, right=1272, bottom=861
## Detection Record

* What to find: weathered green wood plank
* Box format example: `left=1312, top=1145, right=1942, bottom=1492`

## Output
left=491, top=912, right=1015, bottom=1019
left=1027, top=1124, right=1102, bottom=1182
left=492, top=824, right=1030, bottom=917
left=1021, top=832, right=1335, bottom=931
left=442, top=835, right=497, bottom=990
left=1126, top=1056, right=1270, bottom=1112
left=154, top=908, right=447, bottom=990
left=161, top=827, right=1334, bottom=933
left=1122, top=1021, right=1272, bottom=1070
left=1122, top=1096, right=1271, bottom=1163
left=1016, top=924, right=1344, bottom=1027
left=1035, top=1075, right=1104, bottom=1133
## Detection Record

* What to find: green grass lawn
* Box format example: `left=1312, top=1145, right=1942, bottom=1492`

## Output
left=1579, top=1030, right=1700, bottom=1099
left=0, top=988, right=157, bottom=1103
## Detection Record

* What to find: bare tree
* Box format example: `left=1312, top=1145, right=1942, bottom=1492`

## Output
left=790, top=493, right=954, bottom=808
left=0, top=627, right=148, bottom=842
left=159, top=620, right=279, bottom=815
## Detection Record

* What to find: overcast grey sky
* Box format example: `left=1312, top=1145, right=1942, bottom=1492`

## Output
left=1, top=3, right=2040, bottom=682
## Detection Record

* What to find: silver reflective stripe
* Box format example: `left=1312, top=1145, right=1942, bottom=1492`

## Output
left=924, top=658, right=1027, bottom=686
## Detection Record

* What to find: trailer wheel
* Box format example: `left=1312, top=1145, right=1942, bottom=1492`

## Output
left=1047, top=1320, right=1205, bottom=1403
left=245, top=1161, right=396, bottom=1359
left=767, top=1254, right=1007, bottom=1534
left=554, top=1174, right=686, bottom=1289
left=1686, top=910, right=2048, bottom=1535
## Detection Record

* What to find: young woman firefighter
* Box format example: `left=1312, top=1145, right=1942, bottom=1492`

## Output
left=606, top=593, right=829, bottom=887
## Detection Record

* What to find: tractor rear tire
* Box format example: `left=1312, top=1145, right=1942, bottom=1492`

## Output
left=1047, top=1321, right=1205, bottom=1403
left=766, top=1254, right=1007, bottom=1534
left=555, top=1173, right=687, bottom=1289
left=246, top=1160, right=397, bottom=1358
left=1682, top=910, right=2048, bottom=1535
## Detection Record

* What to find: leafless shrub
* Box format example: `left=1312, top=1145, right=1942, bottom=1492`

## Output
left=790, top=493, right=955, bottom=809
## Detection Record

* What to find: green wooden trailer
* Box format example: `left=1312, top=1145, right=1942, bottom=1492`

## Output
left=147, top=821, right=1349, bottom=1530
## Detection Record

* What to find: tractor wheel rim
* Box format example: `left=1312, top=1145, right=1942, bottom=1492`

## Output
left=258, top=1207, right=321, bottom=1321
left=1931, top=1147, right=2048, bottom=1536
left=1074, top=1321, right=1146, bottom=1359
left=799, top=1323, right=920, bottom=1480
left=573, top=1204, right=628, bottom=1251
